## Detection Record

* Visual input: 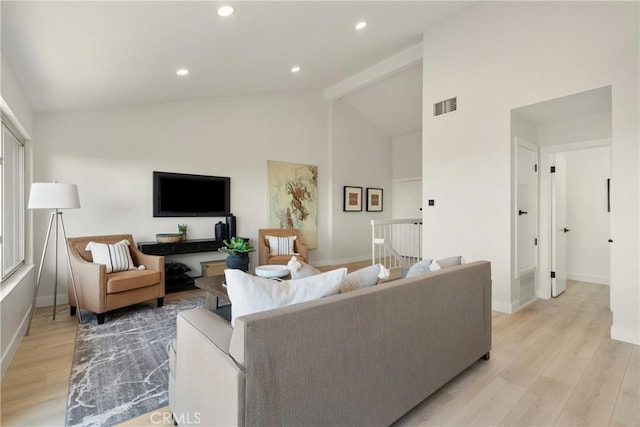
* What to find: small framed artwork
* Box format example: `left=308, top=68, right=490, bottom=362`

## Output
left=343, top=186, right=363, bottom=212
left=366, top=188, right=383, bottom=212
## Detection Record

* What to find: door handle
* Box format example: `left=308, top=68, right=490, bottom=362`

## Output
left=518, top=210, right=528, bottom=216
left=563, top=228, right=571, bottom=233
left=608, top=239, right=613, bottom=243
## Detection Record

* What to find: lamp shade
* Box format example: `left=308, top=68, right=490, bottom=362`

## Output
left=28, top=183, right=80, bottom=209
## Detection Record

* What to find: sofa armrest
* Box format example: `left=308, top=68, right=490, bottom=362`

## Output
left=259, top=239, right=270, bottom=266
left=67, top=245, right=107, bottom=313
left=129, top=246, right=165, bottom=297
left=295, top=240, right=309, bottom=262
left=129, top=245, right=163, bottom=272
left=173, top=308, right=245, bottom=426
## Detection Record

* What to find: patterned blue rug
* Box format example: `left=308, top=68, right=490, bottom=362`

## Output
left=65, top=296, right=204, bottom=427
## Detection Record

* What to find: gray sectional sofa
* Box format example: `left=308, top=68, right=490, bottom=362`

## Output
left=170, top=260, right=492, bottom=426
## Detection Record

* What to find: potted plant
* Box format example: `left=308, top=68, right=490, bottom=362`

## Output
left=177, top=224, right=188, bottom=240
left=219, top=237, right=255, bottom=272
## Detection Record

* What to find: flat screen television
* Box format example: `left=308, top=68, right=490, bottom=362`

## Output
left=153, top=171, right=231, bottom=217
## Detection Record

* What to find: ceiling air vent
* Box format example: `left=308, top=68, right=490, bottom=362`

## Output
left=434, top=97, right=457, bottom=117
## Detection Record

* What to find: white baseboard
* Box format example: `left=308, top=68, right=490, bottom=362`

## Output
left=36, top=292, right=69, bottom=308
left=491, top=299, right=513, bottom=314
left=566, top=273, right=609, bottom=285
left=1, top=308, right=29, bottom=378
left=611, top=326, right=640, bottom=345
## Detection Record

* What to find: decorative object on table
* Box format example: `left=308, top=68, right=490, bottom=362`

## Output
left=215, top=221, right=227, bottom=240
left=66, top=296, right=204, bottom=427
left=267, top=160, right=318, bottom=248
left=156, top=233, right=183, bottom=243
left=254, top=265, right=290, bottom=279
left=219, top=237, right=255, bottom=272
left=366, top=188, right=383, bottom=212
left=343, top=186, right=363, bottom=212
left=177, top=223, right=188, bottom=239
left=26, top=182, right=82, bottom=334
left=226, top=213, right=236, bottom=239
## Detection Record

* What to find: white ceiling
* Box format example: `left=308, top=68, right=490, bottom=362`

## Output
left=343, top=63, right=422, bottom=137
left=1, top=1, right=474, bottom=113
left=514, top=86, right=612, bottom=124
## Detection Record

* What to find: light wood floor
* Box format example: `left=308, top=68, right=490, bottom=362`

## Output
left=2, top=280, right=638, bottom=427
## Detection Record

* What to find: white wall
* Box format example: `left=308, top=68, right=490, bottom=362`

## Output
left=1, top=54, right=35, bottom=377
left=392, top=131, right=422, bottom=180
left=34, top=91, right=331, bottom=303
left=330, top=99, right=392, bottom=263
left=421, top=2, right=639, bottom=343
left=564, top=147, right=611, bottom=285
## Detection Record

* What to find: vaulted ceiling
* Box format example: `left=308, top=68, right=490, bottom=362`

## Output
left=1, top=1, right=473, bottom=113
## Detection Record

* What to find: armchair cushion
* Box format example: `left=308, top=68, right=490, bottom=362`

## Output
left=265, top=235, right=297, bottom=256
left=106, top=270, right=161, bottom=294
left=85, top=239, right=136, bottom=273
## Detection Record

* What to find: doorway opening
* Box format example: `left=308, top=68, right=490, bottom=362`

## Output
left=511, top=85, right=612, bottom=310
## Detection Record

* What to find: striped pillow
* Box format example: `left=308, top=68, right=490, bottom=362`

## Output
left=85, top=239, right=137, bottom=273
left=266, top=235, right=297, bottom=256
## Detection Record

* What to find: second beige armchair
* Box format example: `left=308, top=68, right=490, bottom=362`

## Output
left=258, top=228, right=309, bottom=266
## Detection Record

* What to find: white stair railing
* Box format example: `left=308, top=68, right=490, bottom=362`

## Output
left=371, top=218, right=422, bottom=269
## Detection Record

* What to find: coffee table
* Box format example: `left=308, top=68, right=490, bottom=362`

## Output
left=195, top=275, right=231, bottom=322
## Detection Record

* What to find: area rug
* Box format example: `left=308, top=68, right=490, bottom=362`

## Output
left=65, top=296, right=204, bottom=427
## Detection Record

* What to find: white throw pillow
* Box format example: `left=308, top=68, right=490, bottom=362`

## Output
left=266, top=235, right=297, bottom=256
left=85, top=239, right=136, bottom=273
left=225, top=268, right=347, bottom=326
left=287, top=256, right=321, bottom=279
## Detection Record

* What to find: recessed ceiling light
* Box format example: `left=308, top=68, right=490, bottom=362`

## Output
left=291, top=66, right=301, bottom=73
left=217, top=5, right=234, bottom=17
left=176, top=69, right=189, bottom=76
left=355, top=21, right=367, bottom=30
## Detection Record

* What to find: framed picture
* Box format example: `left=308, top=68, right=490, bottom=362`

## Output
left=366, top=188, right=383, bottom=212
left=343, top=186, right=363, bottom=212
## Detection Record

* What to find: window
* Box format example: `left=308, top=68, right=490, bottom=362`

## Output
left=1, top=119, right=25, bottom=282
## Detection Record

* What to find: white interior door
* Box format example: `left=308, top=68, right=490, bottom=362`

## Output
left=551, top=154, right=568, bottom=297
left=515, top=138, right=538, bottom=278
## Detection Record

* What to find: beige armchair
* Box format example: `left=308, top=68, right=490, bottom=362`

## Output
left=67, top=234, right=165, bottom=324
left=258, top=228, right=309, bottom=266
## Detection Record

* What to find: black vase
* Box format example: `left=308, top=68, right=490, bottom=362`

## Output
left=226, top=254, right=249, bottom=272
left=226, top=214, right=236, bottom=239
left=215, top=221, right=227, bottom=240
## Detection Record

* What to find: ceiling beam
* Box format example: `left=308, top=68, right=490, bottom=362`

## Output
left=323, top=41, right=423, bottom=101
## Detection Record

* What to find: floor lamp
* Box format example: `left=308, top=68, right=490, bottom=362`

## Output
left=26, top=182, right=83, bottom=336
